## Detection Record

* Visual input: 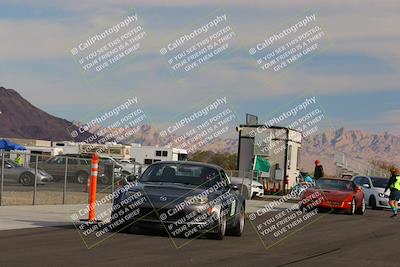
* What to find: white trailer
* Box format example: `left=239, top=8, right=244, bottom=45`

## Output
left=129, top=144, right=188, bottom=165
left=24, top=146, right=64, bottom=163
left=52, top=141, right=80, bottom=154
left=52, top=141, right=188, bottom=165
left=52, top=141, right=130, bottom=160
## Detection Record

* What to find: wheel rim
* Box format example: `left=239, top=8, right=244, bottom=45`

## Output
left=352, top=199, right=356, bottom=214
left=361, top=199, right=366, bottom=213
left=77, top=174, right=86, bottom=184
left=21, top=174, right=31, bottom=185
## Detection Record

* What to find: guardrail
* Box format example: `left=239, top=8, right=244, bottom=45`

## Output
left=334, top=152, right=390, bottom=178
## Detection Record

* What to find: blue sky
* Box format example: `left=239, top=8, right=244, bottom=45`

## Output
left=0, top=0, right=399, bottom=134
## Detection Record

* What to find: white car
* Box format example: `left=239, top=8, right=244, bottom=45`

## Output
left=96, top=156, right=143, bottom=176
left=251, top=180, right=264, bottom=198
left=117, top=159, right=145, bottom=176
left=351, top=176, right=390, bottom=209
left=229, top=177, right=264, bottom=199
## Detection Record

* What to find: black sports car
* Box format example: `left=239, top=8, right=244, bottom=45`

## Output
left=111, top=161, right=245, bottom=240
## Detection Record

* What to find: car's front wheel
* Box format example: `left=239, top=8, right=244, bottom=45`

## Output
left=209, top=211, right=226, bottom=240
left=19, top=172, right=34, bottom=186
left=75, top=172, right=88, bottom=184
left=227, top=205, right=245, bottom=236
left=369, top=195, right=377, bottom=209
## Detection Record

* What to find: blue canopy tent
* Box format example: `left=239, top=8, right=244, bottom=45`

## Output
left=0, top=139, right=27, bottom=151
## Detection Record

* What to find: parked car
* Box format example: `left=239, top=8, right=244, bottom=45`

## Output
left=1, top=158, right=53, bottom=186
left=87, top=155, right=136, bottom=176
left=351, top=176, right=390, bottom=209
left=229, top=177, right=263, bottom=199
left=117, top=159, right=145, bottom=176
left=73, top=154, right=123, bottom=184
left=111, top=161, right=246, bottom=239
left=300, top=177, right=365, bottom=215
left=36, top=155, right=106, bottom=184
left=250, top=180, right=264, bottom=198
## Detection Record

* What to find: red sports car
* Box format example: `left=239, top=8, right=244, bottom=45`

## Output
left=300, top=178, right=365, bottom=215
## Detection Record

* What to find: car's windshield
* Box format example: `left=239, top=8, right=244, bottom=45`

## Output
left=139, top=163, right=222, bottom=188
left=371, top=177, right=389, bottom=188
left=316, top=179, right=354, bottom=191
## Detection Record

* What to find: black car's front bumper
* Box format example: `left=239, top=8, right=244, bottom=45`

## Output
left=112, top=202, right=222, bottom=235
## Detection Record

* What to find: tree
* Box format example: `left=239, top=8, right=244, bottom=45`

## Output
left=189, top=151, right=237, bottom=170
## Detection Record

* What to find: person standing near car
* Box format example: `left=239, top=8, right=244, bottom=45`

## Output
left=314, top=160, right=324, bottom=180
left=14, top=154, right=23, bottom=166
left=384, top=167, right=400, bottom=218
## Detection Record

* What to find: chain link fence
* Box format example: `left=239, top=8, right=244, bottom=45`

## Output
left=0, top=151, right=137, bottom=206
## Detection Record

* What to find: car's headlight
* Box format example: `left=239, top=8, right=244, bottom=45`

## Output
left=38, top=169, right=47, bottom=176
left=184, top=196, right=208, bottom=205
left=378, top=193, right=389, bottom=198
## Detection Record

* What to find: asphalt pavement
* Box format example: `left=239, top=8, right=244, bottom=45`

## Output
left=0, top=208, right=399, bottom=267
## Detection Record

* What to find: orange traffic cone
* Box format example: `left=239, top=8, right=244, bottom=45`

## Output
left=81, top=153, right=101, bottom=223
left=264, top=182, right=270, bottom=195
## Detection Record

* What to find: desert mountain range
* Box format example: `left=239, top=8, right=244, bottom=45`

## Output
left=1, top=86, right=398, bottom=174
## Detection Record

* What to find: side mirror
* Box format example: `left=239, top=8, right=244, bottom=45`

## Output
left=230, top=184, right=239, bottom=191
left=362, top=184, right=370, bottom=188
left=126, top=174, right=137, bottom=183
